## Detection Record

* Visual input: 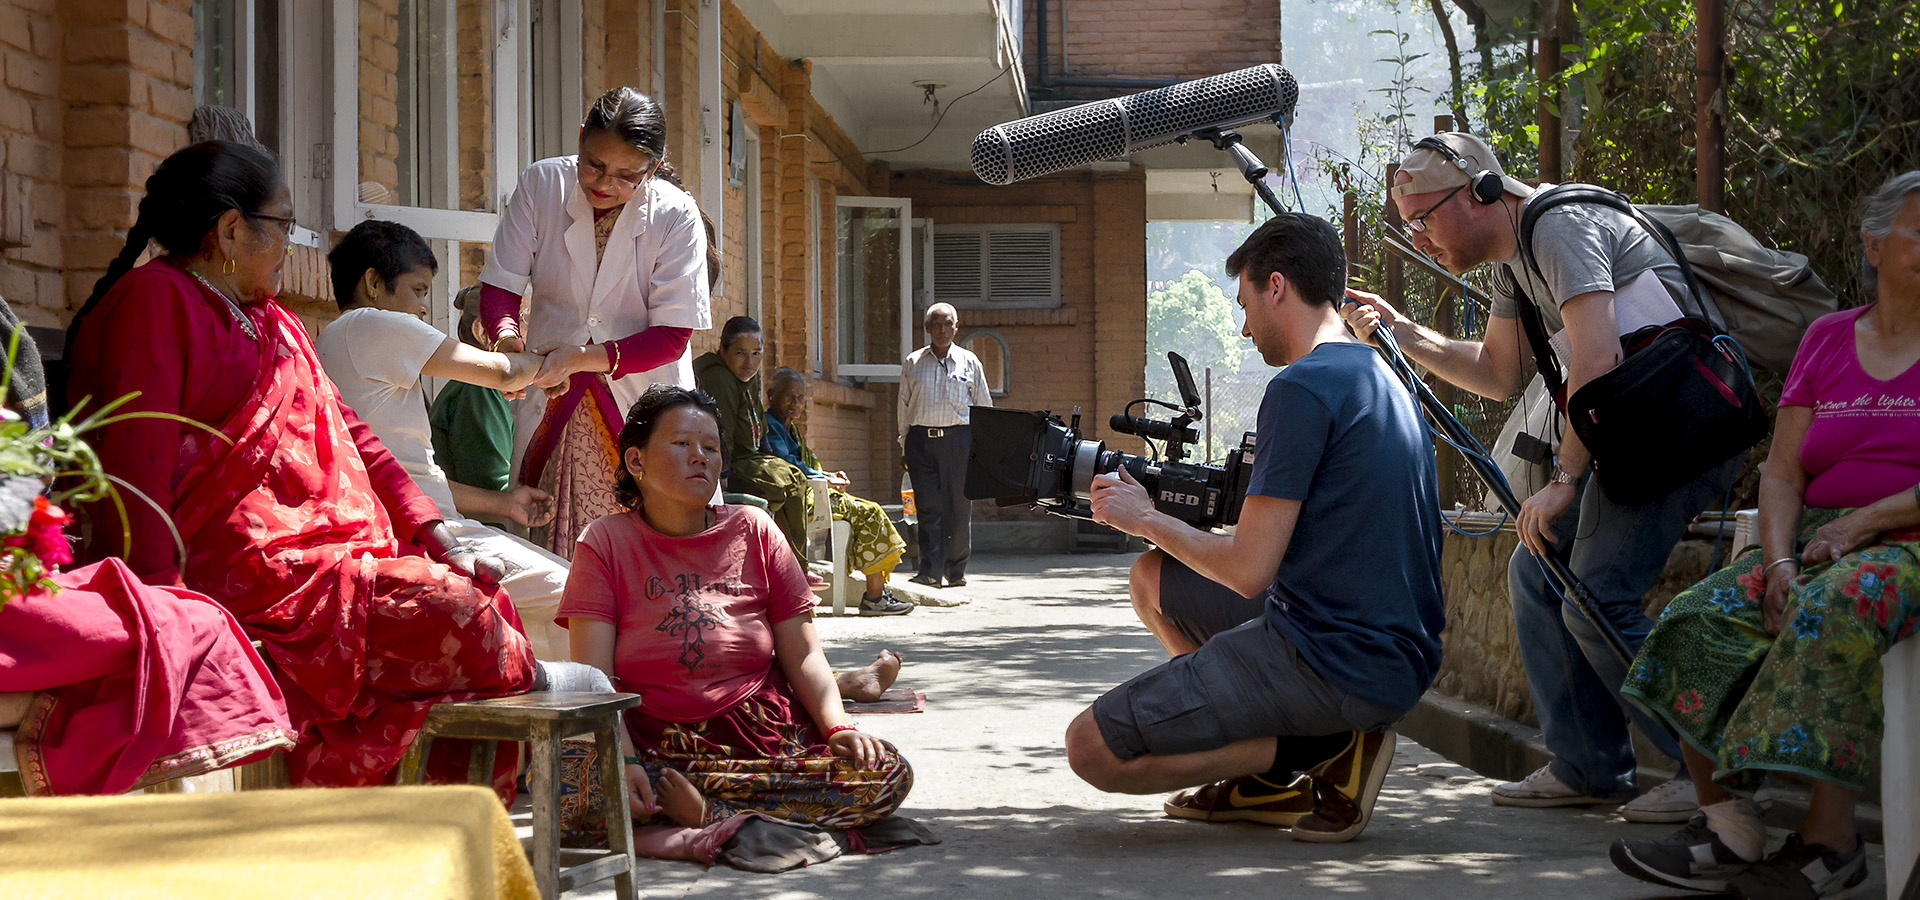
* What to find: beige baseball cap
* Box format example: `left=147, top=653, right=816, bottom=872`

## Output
left=1390, top=132, right=1534, bottom=201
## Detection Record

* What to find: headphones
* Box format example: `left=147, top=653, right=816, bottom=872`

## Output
left=1414, top=137, right=1504, bottom=206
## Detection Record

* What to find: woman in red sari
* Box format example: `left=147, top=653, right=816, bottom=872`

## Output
left=64, top=141, right=536, bottom=789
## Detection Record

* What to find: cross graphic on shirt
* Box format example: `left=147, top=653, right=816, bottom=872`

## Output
left=651, top=575, right=729, bottom=673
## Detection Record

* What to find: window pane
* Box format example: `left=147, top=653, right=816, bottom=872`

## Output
left=360, top=0, right=494, bottom=212
left=835, top=204, right=904, bottom=369
left=193, top=0, right=237, bottom=108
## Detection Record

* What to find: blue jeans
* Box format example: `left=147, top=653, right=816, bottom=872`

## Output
left=1507, top=454, right=1742, bottom=798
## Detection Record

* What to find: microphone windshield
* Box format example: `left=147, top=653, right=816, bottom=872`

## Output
left=972, top=64, right=1298, bottom=186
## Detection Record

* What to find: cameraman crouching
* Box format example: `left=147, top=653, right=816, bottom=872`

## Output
left=1064, top=213, right=1445, bottom=843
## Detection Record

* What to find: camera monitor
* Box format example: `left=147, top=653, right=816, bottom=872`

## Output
left=1168, top=352, right=1202, bottom=412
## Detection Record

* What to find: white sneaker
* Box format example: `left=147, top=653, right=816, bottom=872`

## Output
left=1621, top=778, right=1699, bottom=824
left=1490, top=764, right=1623, bottom=808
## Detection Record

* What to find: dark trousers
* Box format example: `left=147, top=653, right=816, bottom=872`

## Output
left=904, top=424, right=972, bottom=581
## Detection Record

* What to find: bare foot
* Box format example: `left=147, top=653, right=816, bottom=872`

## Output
left=656, top=768, right=706, bottom=827
left=836, top=649, right=903, bottom=703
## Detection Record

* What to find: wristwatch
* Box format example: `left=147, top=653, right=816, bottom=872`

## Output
left=1549, top=465, right=1581, bottom=487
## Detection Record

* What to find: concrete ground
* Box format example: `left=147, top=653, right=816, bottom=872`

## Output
left=561, top=553, right=1888, bottom=899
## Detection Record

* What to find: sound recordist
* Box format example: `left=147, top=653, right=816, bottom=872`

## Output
left=1061, top=213, right=1446, bottom=844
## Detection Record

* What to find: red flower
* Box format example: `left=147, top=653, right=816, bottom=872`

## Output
left=24, top=497, right=70, bottom=566
left=1673, top=690, right=1706, bottom=716
left=1843, top=562, right=1899, bottom=626
left=1736, top=563, right=1768, bottom=603
left=1834, top=741, right=1858, bottom=769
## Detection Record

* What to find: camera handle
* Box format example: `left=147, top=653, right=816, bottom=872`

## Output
left=1206, top=127, right=1636, bottom=672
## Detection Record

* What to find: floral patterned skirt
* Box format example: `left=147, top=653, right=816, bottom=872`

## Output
left=831, top=489, right=906, bottom=578
left=1621, top=508, right=1920, bottom=791
left=560, top=670, right=912, bottom=839
left=529, top=396, right=623, bottom=561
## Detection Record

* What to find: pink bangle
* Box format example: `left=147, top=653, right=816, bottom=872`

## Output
left=824, top=724, right=858, bottom=740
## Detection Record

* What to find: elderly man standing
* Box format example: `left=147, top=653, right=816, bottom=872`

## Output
left=1343, top=133, right=1742, bottom=824
left=898, top=302, right=992, bottom=588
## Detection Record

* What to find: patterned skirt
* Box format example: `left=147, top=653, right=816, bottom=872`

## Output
left=1621, top=508, right=1920, bottom=791
left=626, top=671, right=913, bottom=829
left=832, top=489, right=906, bottom=577
left=528, top=391, right=624, bottom=561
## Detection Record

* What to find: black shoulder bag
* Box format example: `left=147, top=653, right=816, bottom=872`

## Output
left=1510, top=184, right=1768, bottom=507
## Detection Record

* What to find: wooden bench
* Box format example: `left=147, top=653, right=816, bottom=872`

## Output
left=396, top=691, right=642, bottom=900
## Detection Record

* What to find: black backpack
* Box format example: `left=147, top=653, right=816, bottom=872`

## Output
left=1507, top=184, right=1769, bottom=506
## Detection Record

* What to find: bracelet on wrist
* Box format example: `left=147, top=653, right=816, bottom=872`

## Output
left=824, top=724, right=859, bottom=740
left=1761, top=557, right=1800, bottom=579
left=603, top=340, right=621, bottom=376
left=489, top=328, right=521, bottom=352
left=623, top=755, right=643, bottom=767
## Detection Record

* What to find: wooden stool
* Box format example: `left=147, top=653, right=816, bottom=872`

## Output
left=396, top=692, right=642, bottom=900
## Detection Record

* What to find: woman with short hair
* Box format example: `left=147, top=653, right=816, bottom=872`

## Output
left=1609, top=170, right=1920, bottom=900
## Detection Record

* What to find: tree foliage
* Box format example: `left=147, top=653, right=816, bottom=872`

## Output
left=1146, top=270, right=1243, bottom=400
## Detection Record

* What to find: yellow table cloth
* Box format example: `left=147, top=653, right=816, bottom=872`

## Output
left=0, top=785, right=538, bottom=900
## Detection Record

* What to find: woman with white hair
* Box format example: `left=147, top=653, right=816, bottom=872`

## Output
left=1609, top=170, right=1920, bottom=900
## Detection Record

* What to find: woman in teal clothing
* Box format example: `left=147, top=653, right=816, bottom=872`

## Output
left=764, top=366, right=911, bottom=616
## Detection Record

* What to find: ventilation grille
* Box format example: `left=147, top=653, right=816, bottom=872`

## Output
left=934, top=225, right=1059, bottom=307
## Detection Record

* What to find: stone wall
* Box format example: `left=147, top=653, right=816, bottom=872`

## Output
left=1434, top=527, right=1725, bottom=727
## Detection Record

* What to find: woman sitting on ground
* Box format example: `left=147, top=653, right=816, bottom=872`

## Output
left=763, top=366, right=913, bottom=617
left=692, top=317, right=814, bottom=565
left=64, top=141, right=537, bottom=791
left=561, top=385, right=913, bottom=829
left=1609, top=170, right=1920, bottom=900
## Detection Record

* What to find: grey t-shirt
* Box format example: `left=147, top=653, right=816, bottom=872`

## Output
left=1490, top=185, right=1690, bottom=336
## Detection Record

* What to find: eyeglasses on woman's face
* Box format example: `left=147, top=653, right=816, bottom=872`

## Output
left=579, top=155, right=650, bottom=190
left=246, top=211, right=297, bottom=255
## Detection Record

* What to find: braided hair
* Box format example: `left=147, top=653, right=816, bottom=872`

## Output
left=612, top=385, right=720, bottom=510
left=66, top=141, right=282, bottom=359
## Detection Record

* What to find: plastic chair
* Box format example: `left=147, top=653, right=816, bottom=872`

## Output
left=804, top=478, right=853, bottom=615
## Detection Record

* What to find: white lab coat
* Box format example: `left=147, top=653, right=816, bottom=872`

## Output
left=480, top=156, right=713, bottom=471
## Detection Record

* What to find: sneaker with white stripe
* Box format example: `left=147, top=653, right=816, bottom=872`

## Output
left=1610, top=814, right=1759, bottom=892
left=1726, top=833, right=1868, bottom=900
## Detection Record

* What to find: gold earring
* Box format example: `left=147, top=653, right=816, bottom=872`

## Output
left=223, top=258, right=235, bottom=276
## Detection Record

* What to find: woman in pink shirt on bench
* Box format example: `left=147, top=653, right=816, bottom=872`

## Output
left=1609, top=171, right=1920, bottom=900
left=561, top=385, right=913, bottom=830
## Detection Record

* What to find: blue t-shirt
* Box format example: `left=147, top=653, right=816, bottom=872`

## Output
left=1249, top=341, right=1445, bottom=713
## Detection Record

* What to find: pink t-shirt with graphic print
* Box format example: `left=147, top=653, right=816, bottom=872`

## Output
left=1780, top=305, right=1920, bottom=509
left=558, top=505, right=815, bottom=723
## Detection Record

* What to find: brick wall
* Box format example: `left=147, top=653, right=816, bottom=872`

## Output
left=1024, top=0, right=1283, bottom=101
left=0, top=0, right=197, bottom=326
left=358, top=0, right=401, bottom=198
left=890, top=167, right=1148, bottom=450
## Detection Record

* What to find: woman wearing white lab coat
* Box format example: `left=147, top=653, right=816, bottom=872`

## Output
left=477, top=87, right=712, bottom=557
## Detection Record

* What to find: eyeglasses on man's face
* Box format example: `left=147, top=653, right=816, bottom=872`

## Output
left=1406, top=184, right=1465, bottom=234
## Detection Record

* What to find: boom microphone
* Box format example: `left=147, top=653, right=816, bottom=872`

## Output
left=971, top=64, right=1299, bottom=186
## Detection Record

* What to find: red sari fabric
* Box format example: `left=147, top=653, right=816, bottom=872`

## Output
left=67, top=261, right=536, bottom=790
left=0, top=558, right=295, bottom=795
